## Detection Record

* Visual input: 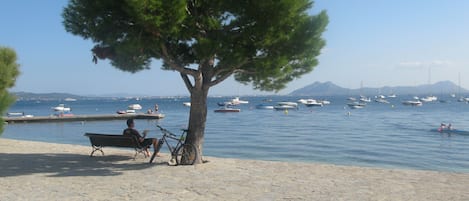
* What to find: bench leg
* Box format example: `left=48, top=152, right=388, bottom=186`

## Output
left=134, top=148, right=147, bottom=160
left=90, top=145, right=104, bottom=157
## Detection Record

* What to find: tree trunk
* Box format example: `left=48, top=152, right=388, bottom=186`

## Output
left=185, top=86, right=209, bottom=164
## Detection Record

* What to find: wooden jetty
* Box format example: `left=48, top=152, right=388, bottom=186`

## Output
left=3, top=113, right=165, bottom=124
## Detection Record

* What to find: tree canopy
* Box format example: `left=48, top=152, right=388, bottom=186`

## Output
left=0, top=46, right=20, bottom=133
left=63, top=0, right=328, bottom=92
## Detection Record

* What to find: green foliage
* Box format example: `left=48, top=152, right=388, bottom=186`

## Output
left=0, top=46, right=20, bottom=133
left=63, top=0, right=328, bottom=91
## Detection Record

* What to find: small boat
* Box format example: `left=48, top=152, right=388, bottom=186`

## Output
left=52, top=104, right=71, bottom=112
left=273, top=105, right=297, bottom=110
left=304, top=99, right=323, bottom=107
left=128, top=104, right=142, bottom=110
left=420, top=95, right=437, bottom=102
left=214, top=107, right=241, bottom=113
left=298, top=99, right=324, bottom=107
left=274, top=102, right=298, bottom=110
left=183, top=102, right=191, bottom=107
left=116, top=109, right=137, bottom=114
left=217, top=101, right=234, bottom=107
left=277, top=102, right=298, bottom=107
left=402, top=100, right=422, bottom=106
left=375, top=98, right=390, bottom=104
left=347, top=102, right=366, bottom=109
left=255, top=104, right=274, bottom=109
left=64, top=98, right=77, bottom=102
left=430, top=128, right=469, bottom=135
left=230, top=97, right=249, bottom=105
left=359, top=96, right=371, bottom=102
left=7, top=112, right=24, bottom=116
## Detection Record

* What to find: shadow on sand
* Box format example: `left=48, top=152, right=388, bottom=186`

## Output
left=0, top=153, right=165, bottom=177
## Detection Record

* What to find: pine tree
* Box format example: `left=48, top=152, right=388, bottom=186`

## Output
left=63, top=0, right=328, bottom=164
left=0, top=46, right=20, bottom=133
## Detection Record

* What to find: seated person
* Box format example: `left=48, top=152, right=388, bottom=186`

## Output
left=123, top=119, right=160, bottom=157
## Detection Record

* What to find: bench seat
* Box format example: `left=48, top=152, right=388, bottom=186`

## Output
left=84, top=133, right=147, bottom=159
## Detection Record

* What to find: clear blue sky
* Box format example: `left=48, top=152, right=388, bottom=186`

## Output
left=1, top=1, right=469, bottom=96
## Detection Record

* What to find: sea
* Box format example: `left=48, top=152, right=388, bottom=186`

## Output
left=3, top=95, right=469, bottom=173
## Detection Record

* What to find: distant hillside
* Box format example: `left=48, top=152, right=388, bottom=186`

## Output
left=12, top=92, right=86, bottom=101
left=290, top=81, right=469, bottom=96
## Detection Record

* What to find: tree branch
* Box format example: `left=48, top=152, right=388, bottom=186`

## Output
left=180, top=72, right=194, bottom=93
left=208, top=69, right=237, bottom=87
left=159, top=43, right=198, bottom=76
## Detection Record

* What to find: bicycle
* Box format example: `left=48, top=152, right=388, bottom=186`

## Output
left=149, top=125, right=197, bottom=165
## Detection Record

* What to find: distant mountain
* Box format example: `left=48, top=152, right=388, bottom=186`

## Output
left=289, top=81, right=469, bottom=96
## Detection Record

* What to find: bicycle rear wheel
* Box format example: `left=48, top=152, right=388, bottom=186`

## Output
left=175, top=143, right=196, bottom=165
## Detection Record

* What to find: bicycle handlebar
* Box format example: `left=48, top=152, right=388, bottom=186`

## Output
left=156, top=125, right=176, bottom=137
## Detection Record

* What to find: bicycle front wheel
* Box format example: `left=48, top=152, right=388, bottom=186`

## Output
left=175, top=143, right=196, bottom=165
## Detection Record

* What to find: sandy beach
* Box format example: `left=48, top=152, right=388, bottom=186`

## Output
left=1, top=138, right=468, bottom=201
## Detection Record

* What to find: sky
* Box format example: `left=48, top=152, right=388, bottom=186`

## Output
left=1, top=1, right=469, bottom=97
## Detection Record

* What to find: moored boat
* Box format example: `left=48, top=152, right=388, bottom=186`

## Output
left=273, top=105, right=297, bottom=110
left=128, top=104, right=142, bottom=110
left=274, top=101, right=298, bottom=110
left=230, top=97, right=249, bottom=105
left=402, top=100, right=423, bottom=106
left=52, top=104, right=71, bottom=112
left=214, top=107, right=241, bottom=113
left=347, top=102, right=366, bottom=109
left=304, top=99, right=323, bottom=107
left=255, top=104, right=274, bottom=109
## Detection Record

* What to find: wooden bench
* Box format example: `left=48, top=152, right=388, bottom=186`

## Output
left=84, top=133, right=148, bottom=159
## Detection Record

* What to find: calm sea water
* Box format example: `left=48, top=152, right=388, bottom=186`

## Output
left=3, top=95, right=469, bottom=172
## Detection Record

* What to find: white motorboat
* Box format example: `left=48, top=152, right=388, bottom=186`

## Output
left=347, top=102, right=366, bottom=109
left=52, top=104, right=71, bottom=112
left=304, top=99, right=323, bottom=107
left=375, top=98, right=390, bottom=104
left=255, top=104, right=274, bottom=109
left=298, top=99, right=325, bottom=107
left=64, top=98, right=77, bottom=101
left=359, top=96, right=371, bottom=102
left=420, top=95, right=437, bottom=102
left=230, top=97, right=249, bottom=105
left=183, top=102, right=191, bottom=107
left=297, top=99, right=308, bottom=104
left=274, top=105, right=297, bottom=110
left=402, top=100, right=423, bottom=106
left=128, top=104, right=142, bottom=110
left=116, top=109, right=137, bottom=114
left=277, top=102, right=298, bottom=107
left=319, top=100, right=331, bottom=105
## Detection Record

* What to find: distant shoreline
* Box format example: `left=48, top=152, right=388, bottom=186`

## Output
left=12, top=80, right=469, bottom=99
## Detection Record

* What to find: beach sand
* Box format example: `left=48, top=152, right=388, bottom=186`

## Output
left=1, top=138, right=468, bottom=201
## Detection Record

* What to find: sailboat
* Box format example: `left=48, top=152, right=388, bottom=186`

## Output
left=420, top=67, right=438, bottom=102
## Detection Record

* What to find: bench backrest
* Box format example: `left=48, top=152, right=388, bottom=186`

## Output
left=84, top=133, right=142, bottom=148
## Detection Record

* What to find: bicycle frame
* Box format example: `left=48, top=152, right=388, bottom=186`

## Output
left=150, top=125, right=195, bottom=165
left=159, top=130, right=185, bottom=157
